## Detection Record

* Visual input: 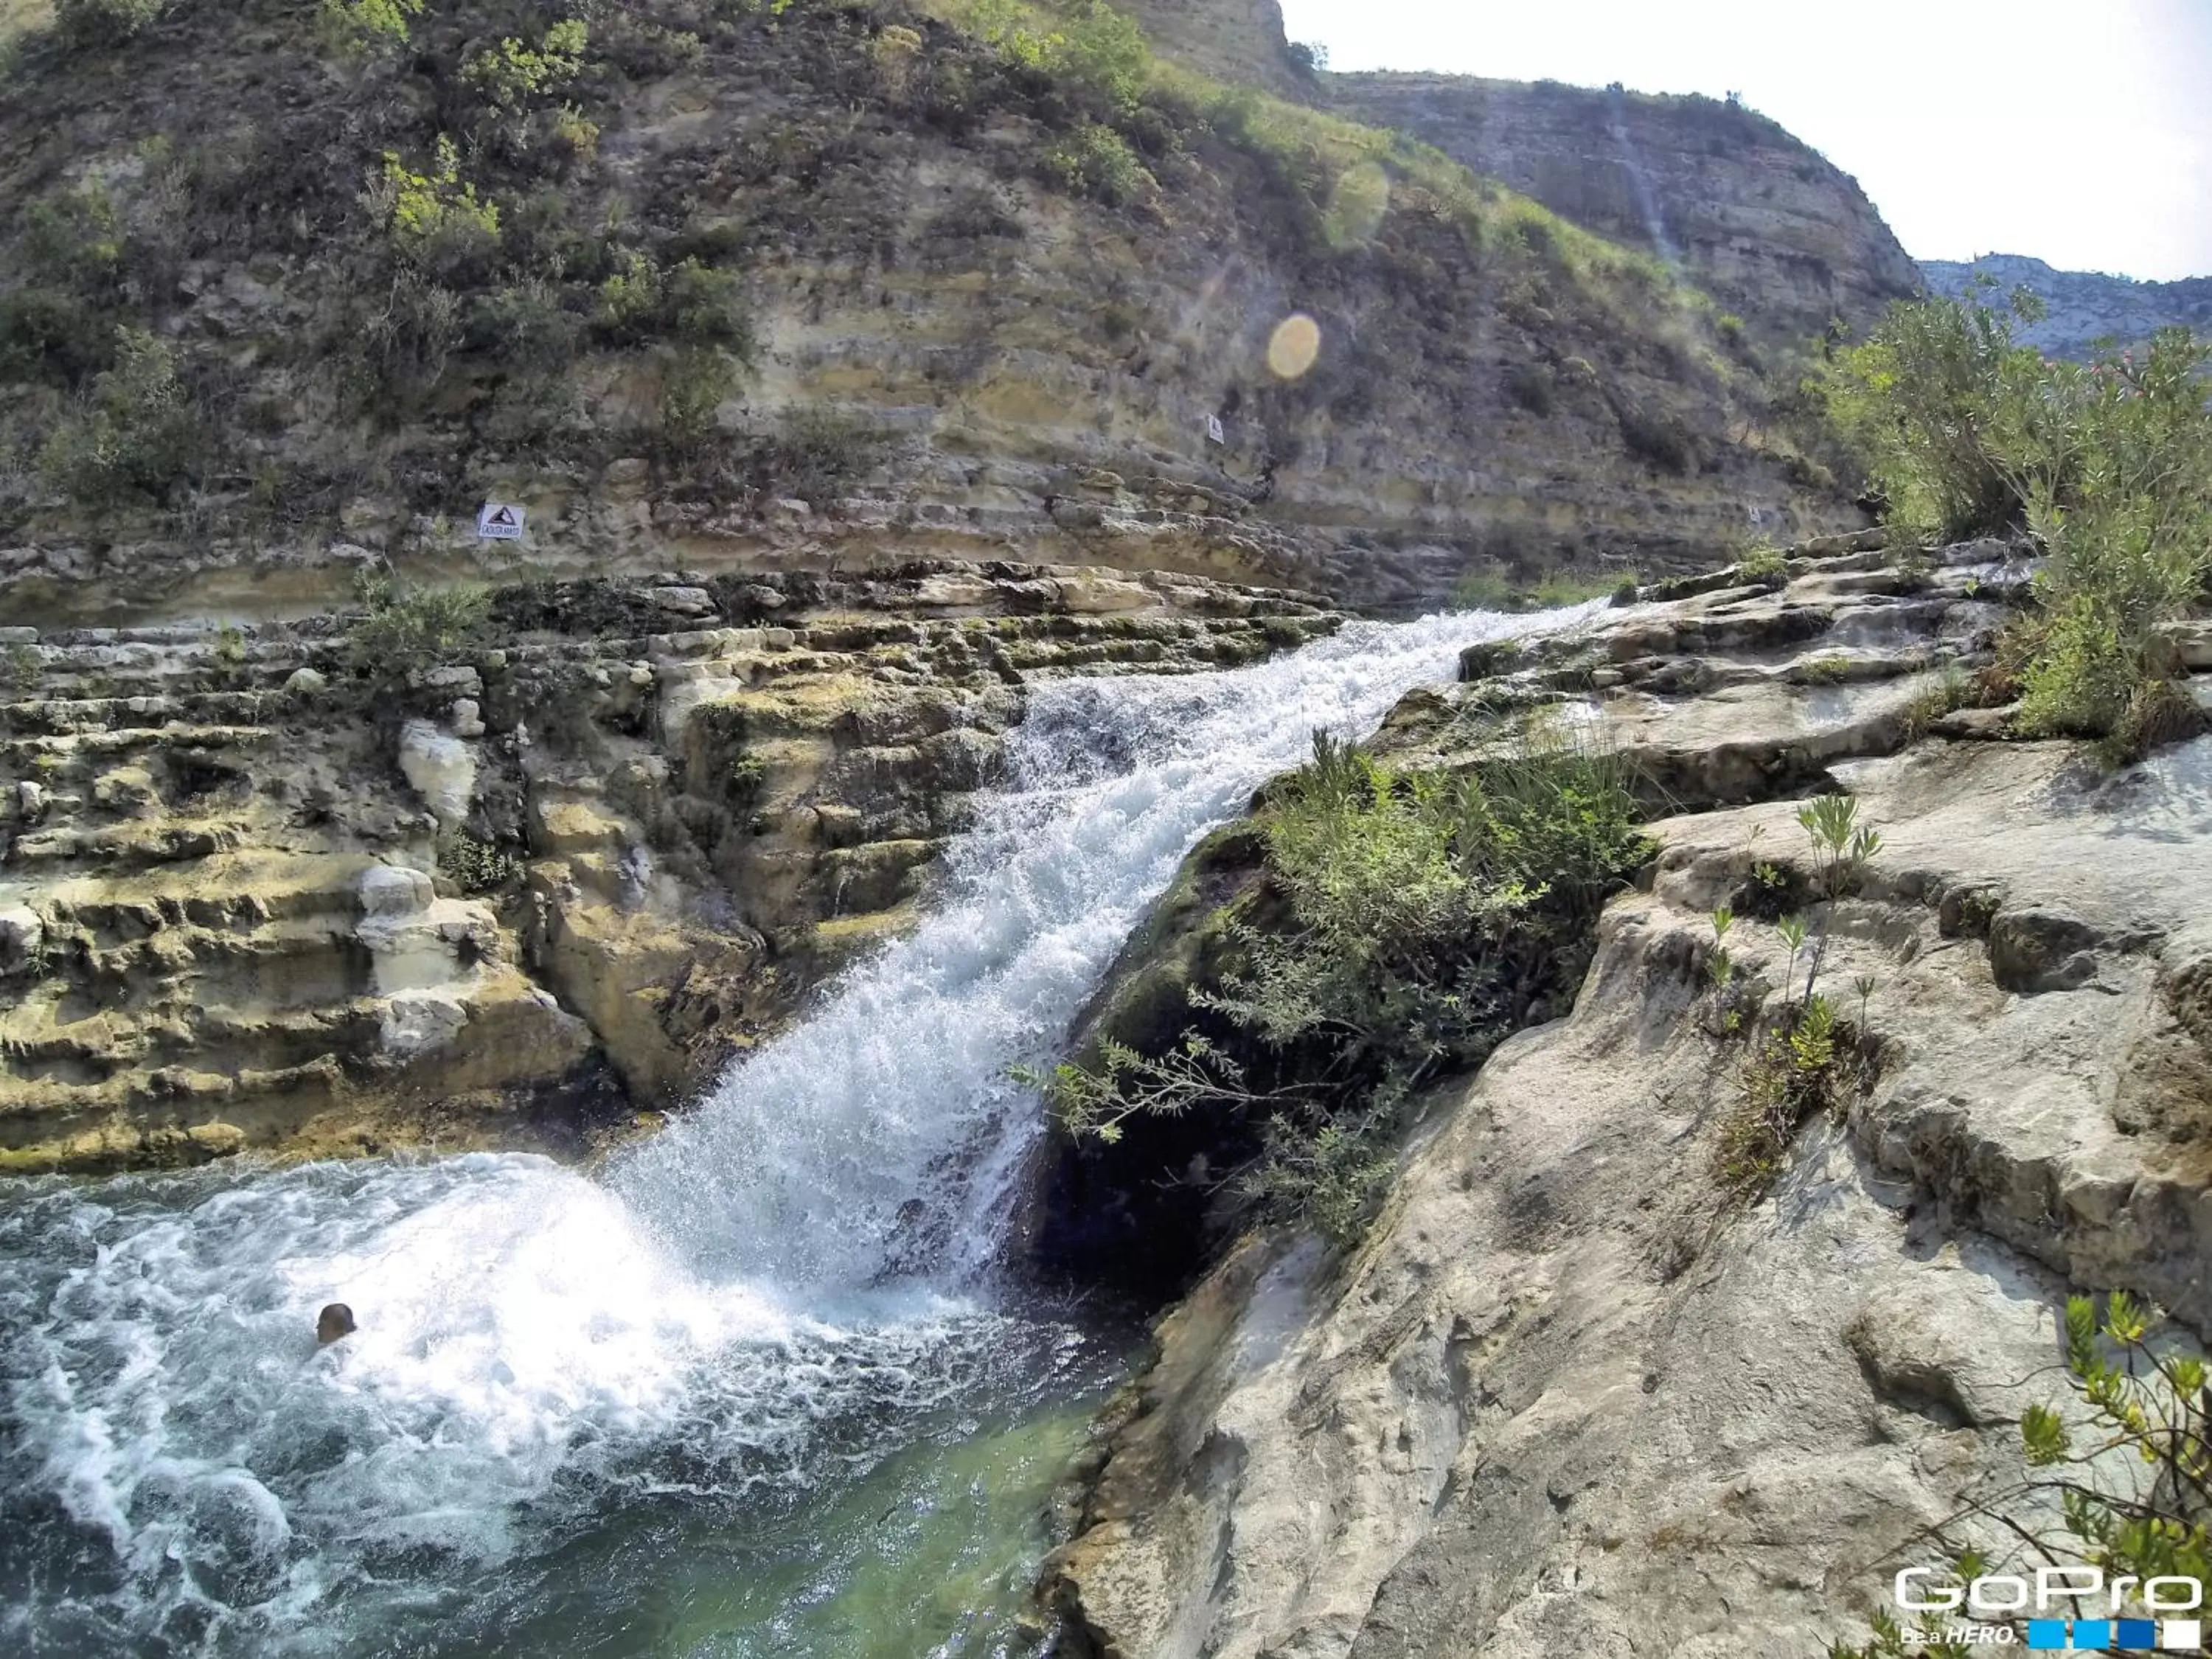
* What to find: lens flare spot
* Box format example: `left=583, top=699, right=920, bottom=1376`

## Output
left=1267, top=313, right=1322, bottom=381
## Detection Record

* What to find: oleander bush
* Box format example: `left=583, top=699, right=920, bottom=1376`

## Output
left=1826, top=291, right=2212, bottom=759
left=1025, top=728, right=1650, bottom=1242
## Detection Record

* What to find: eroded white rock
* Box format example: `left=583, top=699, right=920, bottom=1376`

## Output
left=397, top=719, right=476, bottom=827
left=378, top=987, right=470, bottom=1057
left=357, top=863, right=434, bottom=917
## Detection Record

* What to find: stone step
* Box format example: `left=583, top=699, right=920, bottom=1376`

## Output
left=0, top=689, right=293, bottom=737
left=9, top=819, right=248, bottom=869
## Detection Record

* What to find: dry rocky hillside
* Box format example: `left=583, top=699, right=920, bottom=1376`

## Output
left=1045, top=535, right=2212, bottom=1656
left=1923, top=252, right=2212, bottom=361
left=0, top=0, right=1891, bottom=630
left=1331, top=74, right=1921, bottom=349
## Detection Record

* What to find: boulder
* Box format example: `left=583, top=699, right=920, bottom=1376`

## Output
left=397, top=719, right=476, bottom=827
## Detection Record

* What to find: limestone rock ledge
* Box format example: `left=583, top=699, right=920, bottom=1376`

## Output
left=0, top=559, right=1335, bottom=1172
left=1046, top=540, right=2212, bottom=1657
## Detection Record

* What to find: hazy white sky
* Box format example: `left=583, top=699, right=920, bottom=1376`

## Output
left=1279, top=0, right=2212, bottom=281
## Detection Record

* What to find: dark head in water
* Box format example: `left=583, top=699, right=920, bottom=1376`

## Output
left=316, top=1304, right=357, bottom=1346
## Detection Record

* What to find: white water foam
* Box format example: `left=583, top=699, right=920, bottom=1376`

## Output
left=0, top=604, right=1593, bottom=1655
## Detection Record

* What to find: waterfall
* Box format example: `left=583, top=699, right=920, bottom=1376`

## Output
left=0, top=605, right=1591, bottom=1657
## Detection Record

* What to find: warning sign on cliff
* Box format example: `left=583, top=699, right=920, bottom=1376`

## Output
left=476, top=503, right=526, bottom=540
left=1205, top=414, right=1225, bottom=445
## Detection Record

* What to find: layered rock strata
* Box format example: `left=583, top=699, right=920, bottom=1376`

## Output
left=0, top=560, right=1335, bottom=1171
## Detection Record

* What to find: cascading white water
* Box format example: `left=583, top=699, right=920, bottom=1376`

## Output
left=0, top=605, right=1594, bottom=1658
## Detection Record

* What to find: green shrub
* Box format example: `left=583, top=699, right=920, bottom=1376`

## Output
left=1040, top=123, right=1154, bottom=206
left=1503, top=361, right=1556, bottom=417
left=1451, top=568, right=1517, bottom=612
left=440, top=830, right=523, bottom=894
left=964, top=0, right=1148, bottom=113
left=1832, top=294, right=2212, bottom=757
left=55, top=0, right=163, bottom=45
left=369, top=137, right=501, bottom=271
left=656, top=346, right=738, bottom=456
left=1618, top=406, right=1694, bottom=474
left=594, top=253, right=754, bottom=358
left=344, top=568, right=489, bottom=686
left=759, top=406, right=892, bottom=501
left=871, top=23, right=925, bottom=99
left=1055, top=0, right=1149, bottom=114
left=1528, top=570, right=1624, bottom=608
left=2008, top=332, right=2212, bottom=755
left=356, top=268, right=464, bottom=406
left=1822, top=285, right=2044, bottom=541
left=320, top=0, right=422, bottom=52
left=549, top=103, right=600, bottom=165
left=462, top=19, right=589, bottom=110
left=467, top=279, right=581, bottom=378
left=1737, top=539, right=1787, bottom=582
left=1453, top=563, right=1616, bottom=613
left=0, top=184, right=125, bottom=383
left=36, top=327, right=198, bottom=504
left=1, top=643, right=39, bottom=695
left=662, top=258, right=754, bottom=356
left=1026, top=729, right=1651, bottom=1243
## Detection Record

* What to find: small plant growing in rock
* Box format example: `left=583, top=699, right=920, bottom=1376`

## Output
left=1800, top=793, right=1881, bottom=900
left=872, top=24, right=925, bottom=98
left=1776, top=911, right=1809, bottom=997
left=1705, top=904, right=1736, bottom=990
left=726, top=752, right=767, bottom=805
left=1795, top=654, right=1852, bottom=685
left=440, top=830, right=523, bottom=895
left=1737, top=539, right=1788, bottom=582
left=1899, top=661, right=1976, bottom=739
left=1711, top=798, right=1882, bottom=1205
left=1, top=644, right=38, bottom=695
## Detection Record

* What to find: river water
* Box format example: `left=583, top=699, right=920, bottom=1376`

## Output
left=0, top=605, right=1587, bottom=1657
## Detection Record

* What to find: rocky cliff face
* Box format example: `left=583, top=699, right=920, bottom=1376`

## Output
left=1329, top=75, right=1921, bottom=349
left=1046, top=537, right=2212, bottom=1655
left=0, top=560, right=1333, bottom=1171
left=1923, top=253, right=2212, bottom=361
left=1116, top=0, right=1307, bottom=97
left=0, top=0, right=1864, bottom=633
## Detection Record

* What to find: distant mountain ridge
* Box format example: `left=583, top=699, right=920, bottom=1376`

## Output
left=1921, top=253, right=2212, bottom=359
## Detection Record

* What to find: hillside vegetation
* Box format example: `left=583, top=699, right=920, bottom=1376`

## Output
left=1824, top=288, right=2212, bottom=757
left=0, top=0, right=1852, bottom=619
